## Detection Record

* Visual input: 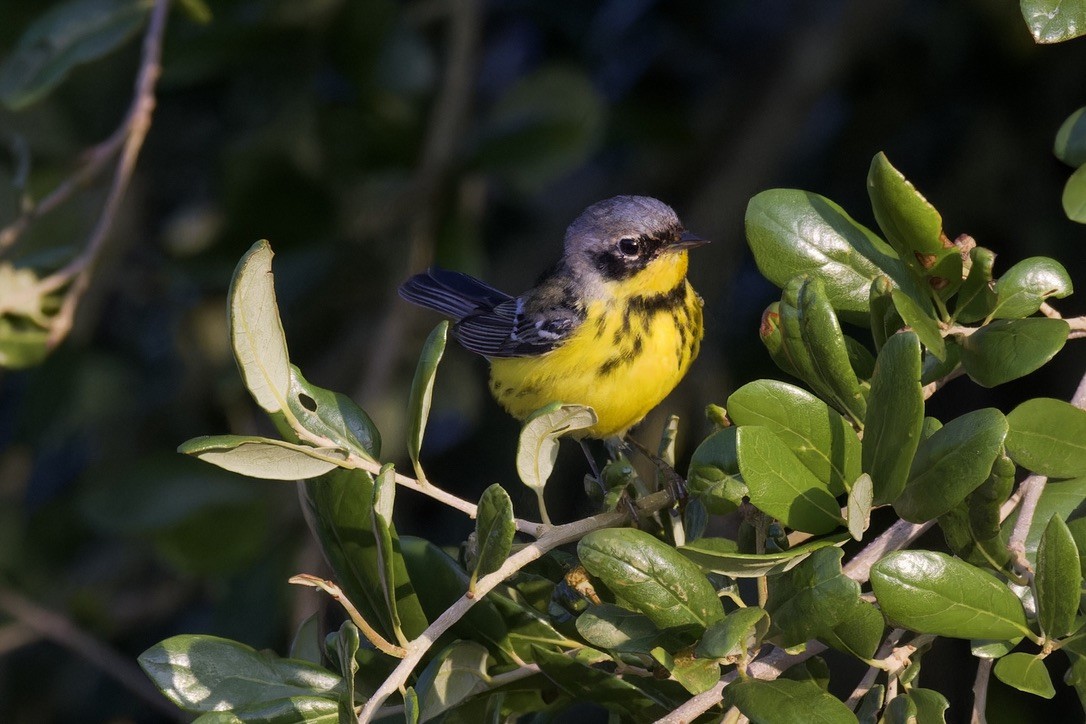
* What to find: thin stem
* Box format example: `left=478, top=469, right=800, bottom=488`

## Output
left=971, top=658, right=993, bottom=724
left=288, top=575, right=406, bottom=658
left=845, top=628, right=904, bottom=710
left=357, top=489, right=674, bottom=722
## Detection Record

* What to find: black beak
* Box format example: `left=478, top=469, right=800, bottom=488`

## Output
left=670, top=230, right=710, bottom=250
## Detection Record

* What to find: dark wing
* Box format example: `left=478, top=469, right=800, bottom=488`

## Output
left=455, top=298, right=581, bottom=358
left=399, top=267, right=513, bottom=320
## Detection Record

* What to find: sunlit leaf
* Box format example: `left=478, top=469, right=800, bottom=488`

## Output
left=1021, top=0, right=1086, bottom=44
left=958, top=318, right=1068, bottom=387
left=990, top=257, right=1073, bottom=320
left=1035, top=515, right=1081, bottom=639
left=1064, top=164, right=1086, bottom=223
left=415, top=642, right=490, bottom=722
left=863, top=331, right=924, bottom=505
left=765, top=547, right=860, bottom=648
left=994, top=652, right=1056, bottom=698
left=1006, top=397, right=1086, bottom=478
left=229, top=240, right=291, bottom=414
left=179, top=435, right=347, bottom=480
left=289, top=366, right=381, bottom=461
left=725, top=678, right=856, bottom=724
left=516, top=403, right=597, bottom=492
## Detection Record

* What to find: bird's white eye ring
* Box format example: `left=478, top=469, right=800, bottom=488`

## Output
left=618, top=237, right=641, bottom=257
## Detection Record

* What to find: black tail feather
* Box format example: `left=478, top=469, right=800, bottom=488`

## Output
left=398, top=267, right=513, bottom=321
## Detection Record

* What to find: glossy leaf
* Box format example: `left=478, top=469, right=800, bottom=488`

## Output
left=725, top=678, right=856, bottom=724
left=229, top=240, right=291, bottom=414
left=370, top=464, right=404, bottom=646
left=288, top=366, right=381, bottom=461
left=1055, top=106, right=1086, bottom=167
left=822, top=599, right=884, bottom=660
left=745, top=189, right=913, bottom=319
left=0, top=0, right=151, bottom=110
left=695, top=607, right=770, bottom=661
left=679, top=533, right=850, bottom=578
left=192, top=697, right=340, bottom=723
left=862, top=331, right=924, bottom=505
left=898, top=688, right=949, bottom=722
left=407, top=321, right=448, bottom=481
left=847, top=473, right=873, bottom=541
left=991, top=257, right=1073, bottom=320
left=1021, top=0, right=1086, bottom=44
left=290, top=613, right=323, bottom=666
left=778, top=276, right=867, bottom=422
left=685, top=427, right=746, bottom=515
left=575, top=604, right=662, bottom=654
left=728, top=379, right=860, bottom=495
left=1006, top=397, right=1086, bottom=478
left=178, top=435, right=347, bottom=480
left=869, top=275, right=901, bottom=350
left=516, top=403, right=597, bottom=492
left=954, top=246, right=998, bottom=323
left=415, top=641, right=490, bottom=722
left=765, top=548, right=860, bottom=648
left=737, top=426, right=844, bottom=535
left=893, top=408, right=1008, bottom=522
left=1036, top=515, right=1081, bottom=638
left=867, top=151, right=945, bottom=259
left=993, top=652, right=1056, bottom=698
left=578, top=528, right=724, bottom=629
left=139, top=635, right=343, bottom=712
left=871, top=551, right=1030, bottom=639
left=760, top=303, right=802, bottom=379
left=938, top=453, right=1014, bottom=571
left=891, top=288, right=946, bottom=359
left=959, top=318, right=1068, bottom=387
left=472, top=484, right=515, bottom=588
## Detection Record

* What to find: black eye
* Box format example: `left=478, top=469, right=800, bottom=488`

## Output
left=618, top=237, right=641, bottom=257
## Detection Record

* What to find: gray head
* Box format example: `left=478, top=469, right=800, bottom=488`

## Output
left=563, top=195, right=706, bottom=283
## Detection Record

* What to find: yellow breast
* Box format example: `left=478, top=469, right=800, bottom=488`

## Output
left=488, top=279, right=703, bottom=439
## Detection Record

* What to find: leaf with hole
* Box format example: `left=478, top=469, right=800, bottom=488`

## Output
left=288, top=366, right=381, bottom=461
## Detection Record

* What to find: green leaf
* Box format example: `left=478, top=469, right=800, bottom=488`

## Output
left=529, top=645, right=676, bottom=720
left=725, top=678, right=857, bottom=724
left=737, top=426, right=844, bottom=535
left=663, top=655, right=720, bottom=696
left=0, top=317, right=51, bottom=369
left=778, top=276, right=867, bottom=422
left=1003, top=477, right=1086, bottom=561
left=855, top=685, right=885, bottom=724
left=1055, top=106, right=1086, bottom=167
left=178, top=435, right=347, bottom=480
left=685, top=427, right=746, bottom=515
left=578, top=528, right=724, bottom=629
left=472, top=484, right=515, bottom=588
left=680, top=532, right=849, bottom=578
left=407, top=321, right=448, bottom=481
left=1036, top=515, right=1081, bottom=639
left=290, top=613, right=323, bottom=666
left=991, top=257, right=1073, bottom=320
left=863, top=331, right=925, bottom=505
left=822, top=599, right=884, bottom=660
left=575, top=604, right=662, bottom=654
left=869, top=276, right=902, bottom=350
left=728, top=379, right=861, bottom=496
left=1063, top=164, right=1086, bottom=222
left=760, top=302, right=802, bottom=379
left=415, top=641, right=490, bottom=722
left=1021, top=0, right=1086, bottom=43
left=333, top=622, right=359, bottom=722
left=958, top=318, right=1068, bottom=387
left=745, top=189, right=914, bottom=320
left=893, top=408, right=1008, bottom=522
left=971, top=638, right=1022, bottom=659
left=288, top=366, right=381, bottom=461
left=695, top=607, right=770, bottom=661
left=192, top=697, right=340, bottom=723
left=847, top=473, right=873, bottom=541
left=178, top=0, right=212, bottom=23
left=404, top=687, right=419, bottom=724
left=937, top=453, right=1015, bottom=571
left=993, top=652, right=1056, bottom=698
left=894, top=689, right=949, bottom=722
left=954, top=246, right=998, bottom=323
left=0, top=0, right=151, bottom=110
left=867, top=151, right=945, bottom=258
left=870, top=551, right=1030, bottom=639
left=891, top=288, right=946, bottom=359
left=139, top=635, right=343, bottom=712
left=516, top=403, right=597, bottom=492
left=301, top=470, right=430, bottom=644
left=765, top=547, right=860, bottom=648
left=370, top=464, right=404, bottom=646
left=229, top=240, right=292, bottom=415
left=1006, top=397, right=1086, bottom=478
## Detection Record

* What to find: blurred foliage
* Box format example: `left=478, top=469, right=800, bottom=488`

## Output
left=1, top=0, right=1085, bottom=721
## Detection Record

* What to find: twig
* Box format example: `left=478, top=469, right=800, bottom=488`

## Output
left=356, top=489, right=675, bottom=722
left=971, top=657, right=993, bottom=724
left=0, top=586, right=183, bottom=720
left=289, top=574, right=406, bottom=658
left=844, top=628, right=904, bottom=710
left=33, top=0, right=171, bottom=348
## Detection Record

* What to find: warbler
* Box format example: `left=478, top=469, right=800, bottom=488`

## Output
left=399, top=195, right=706, bottom=440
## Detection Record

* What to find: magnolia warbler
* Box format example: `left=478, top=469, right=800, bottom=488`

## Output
left=399, top=195, right=706, bottom=440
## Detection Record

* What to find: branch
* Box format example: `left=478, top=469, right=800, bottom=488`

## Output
left=0, top=586, right=183, bottom=720
left=31, top=0, right=171, bottom=348
left=357, top=489, right=675, bottom=722
left=971, top=657, right=993, bottom=724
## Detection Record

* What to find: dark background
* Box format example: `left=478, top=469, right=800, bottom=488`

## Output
left=1, top=0, right=1084, bottom=721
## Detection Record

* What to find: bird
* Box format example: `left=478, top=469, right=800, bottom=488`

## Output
left=399, top=195, right=706, bottom=441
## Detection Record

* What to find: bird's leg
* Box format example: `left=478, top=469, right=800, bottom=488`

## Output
left=623, top=435, right=688, bottom=505
left=581, top=438, right=640, bottom=524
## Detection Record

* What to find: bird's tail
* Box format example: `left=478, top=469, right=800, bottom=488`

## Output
left=398, top=267, right=512, bottom=320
